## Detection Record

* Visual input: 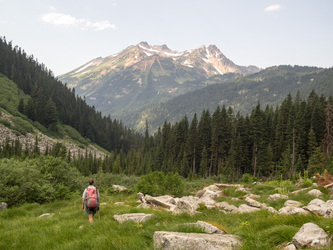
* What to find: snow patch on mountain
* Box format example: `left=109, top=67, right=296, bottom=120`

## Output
left=75, top=62, right=93, bottom=73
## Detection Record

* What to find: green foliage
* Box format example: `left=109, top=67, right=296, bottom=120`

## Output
left=136, top=171, right=185, bottom=196
left=0, top=156, right=85, bottom=206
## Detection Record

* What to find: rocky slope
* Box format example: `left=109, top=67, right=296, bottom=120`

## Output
left=59, top=42, right=260, bottom=130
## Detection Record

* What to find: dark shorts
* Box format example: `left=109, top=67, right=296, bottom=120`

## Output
left=84, top=204, right=97, bottom=214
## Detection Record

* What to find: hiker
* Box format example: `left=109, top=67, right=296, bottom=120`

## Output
left=82, top=179, right=100, bottom=223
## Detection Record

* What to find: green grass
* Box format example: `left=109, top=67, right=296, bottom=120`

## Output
left=1, top=189, right=333, bottom=250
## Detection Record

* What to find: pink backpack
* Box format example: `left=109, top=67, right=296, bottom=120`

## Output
left=86, top=187, right=99, bottom=209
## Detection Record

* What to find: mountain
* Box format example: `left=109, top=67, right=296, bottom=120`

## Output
left=59, top=42, right=260, bottom=129
left=143, top=65, right=333, bottom=131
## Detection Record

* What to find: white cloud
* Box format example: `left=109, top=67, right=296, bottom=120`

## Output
left=41, top=12, right=117, bottom=31
left=265, top=4, right=281, bottom=12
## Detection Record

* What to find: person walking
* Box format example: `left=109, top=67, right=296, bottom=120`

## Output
left=82, top=179, right=100, bottom=223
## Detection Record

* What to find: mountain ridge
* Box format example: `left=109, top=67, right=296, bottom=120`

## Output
left=59, top=42, right=260, bottom=131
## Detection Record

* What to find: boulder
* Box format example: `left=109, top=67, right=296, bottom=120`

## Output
left=154, top=231, right=242, bottom=250
left=196, top=189, right=218, bottom=199
left=238, top=204, right=260, bottom=213
left=236, top=187, right=249, bottom=193
left=145, top=195, right=175, bottom=209
left=112, top=185, right=128, bottom=191
left=278, top=206, right=309, bottom=216
left=284, top=200, right=302, bottom=208
left=244, top=194, right=260, bottom=199
left=308, top=189, right=323, bottom=197
left=184, top=221, right=225, bottom=234
left=292, top=223, right=331, bottom=248
left=267, top=194, right=288, bottom=201
left=215, top=202, right=238, bottom=213
left=245, top=197, right=262, bottom=208
left=203, top=184, right=221, bottom=192
left=303, top=198, right=333, bottom=217
left=0, top=202, right=8, bottom=211
left=172, top=196, right=200, bottom=215
left=113, top=213, right=153, bottom=223
left=198, top=196, right=216, bottom=206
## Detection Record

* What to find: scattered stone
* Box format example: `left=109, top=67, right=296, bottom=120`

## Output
left=303, top=198, right=333, bottom=217
left=307, top=189, right=323, bottom=197
left=237, top=204, right=260, bottom=213
left=236, top=187, right=249, bottom=193
left=267, top=194, right=288, bottom=201
left=112, top=185, right=127, bottom=191
left=113, top=213, right=154, bottom=223
left=184, top=221, right=225, bottom=234
left=264, top=206, right=278, bottom=213
left=153, top=231, right=242, bottom=250
left=0, top=202, right=8, bottom=211
left=215, top=202, right=238, bottom=213
left=198, top=196, right=216, bottom=206
left=284, top=200, right=302, bottom=208
left=171, top=196, right=200, bottom=215
left=244, top=194, right=260, bottom=199
left=214, top=183, right=243, bottom=188
left=292, top=223, right=331, bottom=248
left=114, top=202, right=125, bottom=206
left=245, top=197, right=262, bottom=208
left=145, top=195, right=175, bottom=209
left=278, top=206, right=309, bottom=216
left=38, top=213, right=54, bottom=218
left=79, top=225, right=84, bottom=229
left=203, top=184, right=221, bottom=192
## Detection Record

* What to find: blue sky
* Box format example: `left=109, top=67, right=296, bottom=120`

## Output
left=1, top=0, right=332, bottom=76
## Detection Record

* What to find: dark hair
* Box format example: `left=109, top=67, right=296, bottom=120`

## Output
left=89, top=179, right=94, bottom=185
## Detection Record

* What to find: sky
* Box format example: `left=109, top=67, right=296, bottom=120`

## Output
left=1, top=0, right=332, bottom=76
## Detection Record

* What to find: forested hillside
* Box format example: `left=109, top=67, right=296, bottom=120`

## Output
left=0, top=37, right=142, bottom=153
left=142, top=66, right=333, bottom=133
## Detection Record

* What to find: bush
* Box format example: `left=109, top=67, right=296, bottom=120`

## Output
left=136, top=171, right=185, bottom=196
left=0, top=156, right=85, bottom=207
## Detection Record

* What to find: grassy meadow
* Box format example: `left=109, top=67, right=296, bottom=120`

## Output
left=1, top=181, right=333, bottom=250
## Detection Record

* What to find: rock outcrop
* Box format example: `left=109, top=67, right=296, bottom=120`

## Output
left=292, top=223, right=331, bottom=248
left=113, top=213, right=154, bottom=223
left=154, top=231, right=242, bottom=250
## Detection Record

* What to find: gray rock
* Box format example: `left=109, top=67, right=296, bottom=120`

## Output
left=145, top=195, right=175, bottom=209
left=215, top=202, right=238, bottom=213
left=303, top=198, right=333, bottom=217
left=172, top=196, right=200, bottom=215
left=203, top=184, right=221, bottom=192
left=154, top=231, right=242, bottom=250
left=278, top=206, right=309, bottom=215
left=284, top=200, right=302, bottom=208
left=268, top=194, right=288, bottom=201
left=113, top=213, right=153, bottom=223
left=292, top=223, right=331, bottom=248
left=184, top=221, right=225, bottom=234
left=198, top=196, right=216, bottom=206
left=112, top=184, right=128, bottom=191
left=238, top=204, right=260, bottom=213
left=308, top=189, right=323, bottom=197
left=244, top=194, right=260, bottom=199
left=245, top=197, right=262, bottom=208
left=0, top=202, right=8, bottom=210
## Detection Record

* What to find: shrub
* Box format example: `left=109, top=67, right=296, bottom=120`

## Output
left=136, top=171, right=185, bottom=196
